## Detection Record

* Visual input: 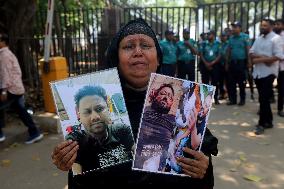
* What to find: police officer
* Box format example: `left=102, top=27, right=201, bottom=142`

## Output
left=200, top=30, right=221, bottom=104
left=227, top=21, right=250, bottom=106
left=176, top=28, right=198, bottom=81
left=159, top=29, right=177, bottom=77
left=173, top=33, right=180, bottom=45
left=224, top=27, right=232, bottom=37
left=219, top=32, right=229, bottom=100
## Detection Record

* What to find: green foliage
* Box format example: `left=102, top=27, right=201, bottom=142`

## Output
left=34, top=0, right=107, bottom=38
left=37, top=0, right=106, bottom=10
left=118, top=0, right=232, bottom=7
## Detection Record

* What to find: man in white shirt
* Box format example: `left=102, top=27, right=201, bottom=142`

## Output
left=273, top=19, right=284, bottom=117
left=249, top=18, right=283, bottom=135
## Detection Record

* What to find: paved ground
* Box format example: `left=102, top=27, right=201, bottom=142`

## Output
left=0, top=132, right=67, bottom=189
left=211, top=96, right=284, bottom=189
left=0, top=89, right=283, bottom=188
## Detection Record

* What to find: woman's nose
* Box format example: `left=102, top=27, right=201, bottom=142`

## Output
left=133, top=46, right=143, bottom=56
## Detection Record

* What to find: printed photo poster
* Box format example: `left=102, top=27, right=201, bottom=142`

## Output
left=132, top=73, right=215, bottom=177
left=50, top=68, right=134, bottom=175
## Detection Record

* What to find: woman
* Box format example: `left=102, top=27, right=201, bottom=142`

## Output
left=51, top=18, right=218, bottom=188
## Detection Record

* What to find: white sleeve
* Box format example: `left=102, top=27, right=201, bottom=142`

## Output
left=272, top=35, right=284, bottom=59
left=249, top=39, right=256, bottom=54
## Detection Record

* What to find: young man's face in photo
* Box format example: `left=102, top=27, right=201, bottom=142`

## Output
left=152, top=87, right=174, bottom=114
left=77, top=95, right=111, bottom=135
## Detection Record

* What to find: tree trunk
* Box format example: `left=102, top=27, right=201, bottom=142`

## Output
left=0, top=0, right=37, bottom=85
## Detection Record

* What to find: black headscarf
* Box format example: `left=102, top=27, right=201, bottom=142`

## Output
left=105, top=18, right=162, bottom=70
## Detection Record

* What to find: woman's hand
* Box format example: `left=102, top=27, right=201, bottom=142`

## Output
left=51, top=140, right=79, bottom=171
left=176, top=147, right=209, bottom=179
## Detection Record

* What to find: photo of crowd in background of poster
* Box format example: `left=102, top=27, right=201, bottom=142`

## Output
left=133, top=73, right=215, bottom=176
left=50, top=68, right=134, bottom=175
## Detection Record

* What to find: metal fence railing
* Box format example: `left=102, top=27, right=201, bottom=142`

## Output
left=33, top=8, right=105, bottom=73
left=17, top=0, right=284, bottom=105
left=198, top=0, right=284, bottom=40
left=123, top=7, right=198, bottom=39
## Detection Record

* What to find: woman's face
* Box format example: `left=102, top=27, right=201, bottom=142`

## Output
left=118, top=34, right=159, bottom=88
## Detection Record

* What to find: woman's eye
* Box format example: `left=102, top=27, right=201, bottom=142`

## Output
left=141, top=43, right=152, bottom=49
left=123, top=44, right=134, bottom=50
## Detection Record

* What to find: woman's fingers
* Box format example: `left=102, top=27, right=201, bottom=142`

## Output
left=176, top=147, right=209, bottom=179
left=52, top=140, right=79, bottom=171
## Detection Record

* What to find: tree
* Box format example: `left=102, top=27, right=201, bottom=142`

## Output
left=0, top=0, right=37, bottom=85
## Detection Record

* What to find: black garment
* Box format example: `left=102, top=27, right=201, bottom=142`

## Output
left=199, top=60, right=208, bottom=84
left=0, top=92, right=39, bottom=136
left=75, top=124, right=134, bottom=173
left=160, top=64, right=176, bottom=77
left=218, top=64, right=227, bottom=98
left=246, top=67, right=255, bottom=98
left=278, top=71, right=284, bottom=112
left=255, top=74, right=275, bottom=126
left=65, top=124, right=86, bottom=141
left=227, top=59, right=247, bottom=103
left=177, top=60, right=195, bottom=81
left=137, top=106, right=176, bottom=148
left=200, top=64, right=220, bottom=101
left=68, top=85, right=218, bottom=188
